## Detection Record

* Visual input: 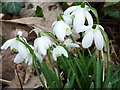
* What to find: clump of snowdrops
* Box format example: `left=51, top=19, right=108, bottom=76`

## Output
left=1, top=2, right=120, bottom=89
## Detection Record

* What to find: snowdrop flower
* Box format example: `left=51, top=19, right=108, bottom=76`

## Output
left=34, top=36, right=53, bottom=56
left=14, top=43, right=33, bottom=65
left=52, top=46, right=68, bottom=61
left=63, top=6, right=79, bottom=25
left=52, top=20, right=71, bottom=41
left=64, top=5, right=93, bottom=33
left=82, top=25, right=104, bottom=50
left=1, top=31, right=26, bottom=51
left=64, top=39, right=79, bottom=48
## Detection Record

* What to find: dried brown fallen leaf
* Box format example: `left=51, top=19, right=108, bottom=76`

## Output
left=24, top=65, right=34, bottom=84
left=2, top=17, right=44, bottom=26
left=1, top=21, right=31, bottom=39
left=23, top=74, right=44, bottom=88
left=0, top=49, right=16, bottom=81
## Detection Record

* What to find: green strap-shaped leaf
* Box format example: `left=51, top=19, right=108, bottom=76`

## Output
left=2, top=1, right=24, bottom=15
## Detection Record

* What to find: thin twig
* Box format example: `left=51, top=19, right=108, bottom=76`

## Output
left=15, top=65, right=23, bottom=90
left=0, top=78, right=11, bottom=83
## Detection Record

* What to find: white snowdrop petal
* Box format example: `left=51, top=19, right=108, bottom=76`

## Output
left=63, top=15, right=72, bottom=25
left=36, top=36, right=52, bottom=56
left=57, top=46, right=68, bottom=58
left=64, top=39, right=79, bottom=47
left=28, top=56, right=33, bottom=65
left=64, top=6, right=79, bottom=15
left=1, top=38, right=15, bottom=50
left=14, top=54, right=24, bottom=64
left=75, top=25, right=91, bottom=33
left=18, top=43, right=29, bottom=59
left=52, top=46, right=68, bottom=61
left=17, top=31, right=23, bottom=36
left=62, top=49, right=68, bottom=58
left=34, top=38, right=39, bottom=51
left=67, top=43, right=79, bottom=47
left=53, top=21, right=70, bottom=41
left=52, top=49, right=57, bottom=61
left=35, top=52, right=43, bottom=63
left=10, top=40, right=19, bottom=50
left=73, top=9, right=85, bottom=31
left=66, top=29, right=72, bottom=36
left=52, top=21, right=57, bottom=27
left=85, top=11, right=93, bottom=25
left=64, top=39, right=72, bottom=43
left=82, top=30, right=94, bottom=48
left=94, top=30, right=104, bottom=50
left=40, top=46, right=47, bottom=56
left=25, top=53, right=32, bottom=64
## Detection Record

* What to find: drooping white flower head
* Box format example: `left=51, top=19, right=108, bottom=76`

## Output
left=63, top=5, right=93, bottom=33
left=64, top=39, right=79, bottom=48
left=82, top=25, right=104, bottom=50
left=34, top=36, right=53, bottom=56
left=52, top=20, right=72, bottom=41
left=52, top=46, right=68, bottom=61
left=14, top=43, right=33, bottom=65
left=1, top=31, right=26, bottom=51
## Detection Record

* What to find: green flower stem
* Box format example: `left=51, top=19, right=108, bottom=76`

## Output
left=98, top=50, right=102, bottom=61
left=16, top=38, right=33, bottom=54
left=70, top=34, right=89, bottom=81
left=57, top=14, right=64, bottom=21
left=17, top=37, right=46, bottom=88
left=86, top=1, right=92, bottom=7
left=47, top=49, right=57, bottom=75
left=99, top=28, right=110, bottom=63
left=86, top=7, right=99, bottom=24
left=37, top=32, right=41, bottom=37
left=47, top=49, right=62, bottom=86
left=65, top=57, right=82, bottom=88
left=32, top=55, right=46, bottom=88
left=44, top=31, right=59, bottom=44
left=75, top=58, right=88, bottom=86
left=55, top=62, right=62, bottom=87
left=87, top=49, right=92, bottom=57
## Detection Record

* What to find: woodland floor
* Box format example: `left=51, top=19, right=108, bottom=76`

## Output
left=0, top=1, right=120, bottom=89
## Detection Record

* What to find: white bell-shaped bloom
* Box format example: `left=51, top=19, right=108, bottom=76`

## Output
left=52, top=20, right=72, bottom=41
left=14, top=43, right=33, bottom=65
left=64, top=39, right=79, bottom=47
left=14, top=52, right=33, bottom=65
left=52, top=46, right=68, bottom=61
left=82, top=25, right=104, bottom=50
left=63, top=5, right=93, bottom=33
left=1, top=31, right=26, bottom=51
left=34, top=36, right=53, bottom=56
